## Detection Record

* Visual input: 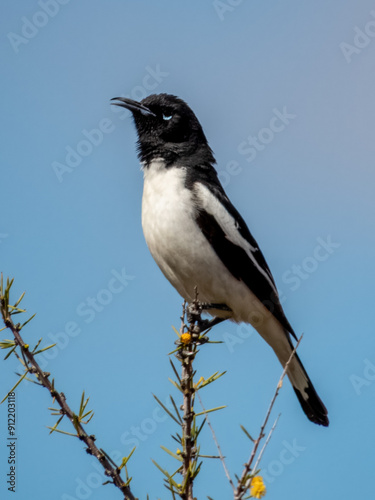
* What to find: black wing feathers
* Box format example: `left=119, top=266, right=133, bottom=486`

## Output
left=189, top=166, right=296, bottom=338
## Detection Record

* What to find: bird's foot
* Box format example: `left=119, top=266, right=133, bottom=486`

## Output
left=196, top=316, right=227, bottom=332
left=186, top=302, right=230, bottom=333
left=199, top=302, right=232, bottom=313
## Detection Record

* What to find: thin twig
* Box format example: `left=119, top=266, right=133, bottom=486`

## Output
left=197, top=391, right=235, bottom=492
left=234, top=335, right=303, bottom=499
left=251, top=414, right=280, bottom=475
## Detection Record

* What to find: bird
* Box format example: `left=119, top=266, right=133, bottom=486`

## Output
left=111, top=93, right=329, bottom=427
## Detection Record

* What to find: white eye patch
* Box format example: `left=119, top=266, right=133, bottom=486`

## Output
left=162, top=114, right=172, bottom=121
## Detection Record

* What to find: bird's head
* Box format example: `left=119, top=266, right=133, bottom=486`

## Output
left=111, top=93, right=215, bottom=167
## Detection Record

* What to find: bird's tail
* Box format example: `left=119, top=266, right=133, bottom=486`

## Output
left=276, top=337, right=329, bottom=427
left=255, top=314, right=329, bottom=426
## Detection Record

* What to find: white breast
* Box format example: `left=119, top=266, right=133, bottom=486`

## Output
left=141, top=160, right=229, bottom=305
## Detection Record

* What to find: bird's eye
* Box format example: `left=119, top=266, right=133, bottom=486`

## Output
left=162, top=114, right=172, bottom=121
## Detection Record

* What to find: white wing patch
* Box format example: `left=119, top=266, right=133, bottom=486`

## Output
left=194, top=182, right=277, bottom=294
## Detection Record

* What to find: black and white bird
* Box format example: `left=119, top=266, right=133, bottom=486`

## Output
left=111, top=93, right=329, bottom=427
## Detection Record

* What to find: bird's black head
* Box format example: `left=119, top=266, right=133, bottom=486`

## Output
left=111, top=93, right=215, bottom=168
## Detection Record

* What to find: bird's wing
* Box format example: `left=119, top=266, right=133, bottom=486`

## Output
left=192, top=177, right=296, bottom=339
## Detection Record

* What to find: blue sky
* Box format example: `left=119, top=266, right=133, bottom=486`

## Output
left=1, top=1, right=375, bottom=499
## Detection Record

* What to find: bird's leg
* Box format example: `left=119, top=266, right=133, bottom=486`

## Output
left=200, top=302, right=232, bottom=313
left=198, top=316, right=227, bottom=331
left=186, top=302, right=230, bottom=333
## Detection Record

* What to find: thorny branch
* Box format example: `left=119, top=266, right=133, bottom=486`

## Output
left=0, top=276, right=136, bottom=500
left=178, top=300, right=200, bottom=500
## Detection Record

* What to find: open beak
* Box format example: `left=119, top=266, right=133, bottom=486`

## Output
left=110, top=97, right=156, bottom=117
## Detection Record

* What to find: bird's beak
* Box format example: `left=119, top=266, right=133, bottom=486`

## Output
left=110, top=97, right=156, bottom=117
